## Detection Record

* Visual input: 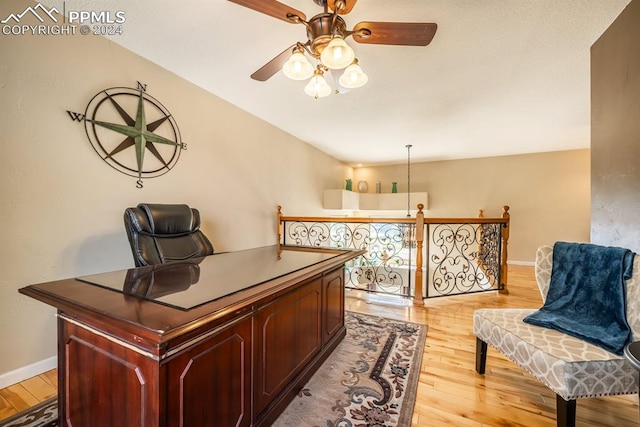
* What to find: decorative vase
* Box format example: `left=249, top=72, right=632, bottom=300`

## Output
left=375, top=181, right=381, bottom=194
left=357, top=181, right=368, bottom=193
left=345, top=179, right=352, bottom=191
left=392, top=182, right=398, bottom=193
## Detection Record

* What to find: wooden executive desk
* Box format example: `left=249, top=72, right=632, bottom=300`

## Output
left=19, top=245, right=364, bottom=427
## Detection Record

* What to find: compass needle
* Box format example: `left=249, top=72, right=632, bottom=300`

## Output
left=147, top=115, right=170, bottom=132
left=146, top=143, right=169, bottom=167
left=135, top=91, right=147, bottom=132
left=133, top=91, right=148, bottom=175
left=87, top=119, right=140, bottom=138
left=144, top=132, right=180, bottom=146
left=104, top=91, right=135, bottom=126
left=106, top=137, right=135, bottom=159
left=135, top=135, right=146, bottom=173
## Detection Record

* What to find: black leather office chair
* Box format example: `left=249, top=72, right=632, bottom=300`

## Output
left=124, top=203, right=214, bottom=267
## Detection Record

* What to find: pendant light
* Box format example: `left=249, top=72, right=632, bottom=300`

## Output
left=304, top=69, right=332, bottom=99
left=282, top=46, right=314, bottom=81
left=320, top=35, right=355, bottom=70
left=339, top=59, right=368, bottom=89
left=406, top=144, right=412, bottom=217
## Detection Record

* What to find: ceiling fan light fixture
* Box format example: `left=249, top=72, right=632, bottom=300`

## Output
left=338, top=59, right=368, bottom=89
left=282, top=50, right=314, bottom=80
left=304, top=70, right=332, bottom=99
left=320, top=35, right=355, bottom=69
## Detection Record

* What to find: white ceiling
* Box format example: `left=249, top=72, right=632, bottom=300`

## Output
left=48, top=0, right=631, bottom=165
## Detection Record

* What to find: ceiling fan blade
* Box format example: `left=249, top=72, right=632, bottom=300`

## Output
left=250, top=44, right=296, bottom=81
left=328, top=0, right=357, bottom=14
left=352, top=22, right=437, bottom=46
left=228, top=0, right=306, bottom=23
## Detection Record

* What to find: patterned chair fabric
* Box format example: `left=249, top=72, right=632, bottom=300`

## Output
left=473, top=245, right=640, bottom=427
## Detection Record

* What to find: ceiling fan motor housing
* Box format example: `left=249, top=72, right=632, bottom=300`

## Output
left=307, top=14, right=347, bottom=57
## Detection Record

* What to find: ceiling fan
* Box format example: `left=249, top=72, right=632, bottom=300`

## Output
left=228, top=0, right=437, bottom=97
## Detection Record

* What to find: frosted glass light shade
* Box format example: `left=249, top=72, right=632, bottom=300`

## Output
left=320, top=36, right=355, bottom=69
left=304, top=74, right=332, bottom=98
left=282, top=52, right=314, bottom=80
left=339, top=62, right=368, bottom=88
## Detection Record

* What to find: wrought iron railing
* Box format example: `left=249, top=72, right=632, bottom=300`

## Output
left=277, top=205, right=510, bottom=304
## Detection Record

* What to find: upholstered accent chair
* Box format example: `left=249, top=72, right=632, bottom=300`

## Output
left=473, top=245, right=640, bottom=427
left=124, top=203, right=214, bottom=267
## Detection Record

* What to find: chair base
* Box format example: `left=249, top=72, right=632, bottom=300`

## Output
left=474, top=337, right=577, bottom=427
left=475, top=337, right=487, bottom=374
left=556, top=394, right=576, bottom=427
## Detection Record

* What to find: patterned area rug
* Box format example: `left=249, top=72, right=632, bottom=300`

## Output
left=274, top=311, right=427, bottom=426
left=0, top=311, right=426, bottom=427
left=0, top=397, right=57, bottom=427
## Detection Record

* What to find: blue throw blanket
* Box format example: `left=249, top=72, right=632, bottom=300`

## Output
left=523, top=242, right=635, bottom=355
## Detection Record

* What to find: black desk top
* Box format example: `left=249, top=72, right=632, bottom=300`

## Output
left=20, top=245, right=364, bottom=337
left=77, top=245, right=347, bottom=310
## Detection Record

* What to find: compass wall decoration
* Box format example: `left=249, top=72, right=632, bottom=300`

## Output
left=67, top=82, right=186, bottom=188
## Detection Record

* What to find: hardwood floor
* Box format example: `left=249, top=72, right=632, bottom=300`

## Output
left=0, top=265, right=637, bottom=426
left=346, top=265, right=639, bottom=427
left=0, top=368, right=56, bottom=421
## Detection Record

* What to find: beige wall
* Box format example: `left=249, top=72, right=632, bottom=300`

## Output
left=0, top=0, right=593, bottom=382
left=0, top=0, right=350, bottom=378
left=591, top=0, right=640, bottom=252
left=354, top=150, right=591, bottom=262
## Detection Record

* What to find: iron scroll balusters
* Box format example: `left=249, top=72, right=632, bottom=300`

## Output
left=277, top=205, right=510, bottom=301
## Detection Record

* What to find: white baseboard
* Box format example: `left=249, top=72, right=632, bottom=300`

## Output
left=0, top=356, right=57, bottom=389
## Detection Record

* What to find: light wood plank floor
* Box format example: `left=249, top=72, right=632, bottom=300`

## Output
left=0, top=368, right=56, bottom=421
left=0, top=265, right=638, bottom=425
